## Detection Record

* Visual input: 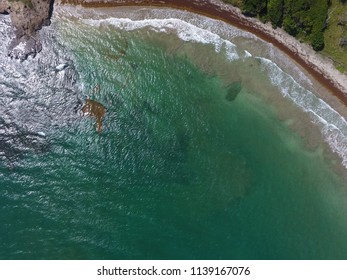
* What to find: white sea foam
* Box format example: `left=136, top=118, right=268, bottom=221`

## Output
left=84, top=17, right=243, bottom=60
left=62, top=8, right=347, bottom=168
left=244, top=50, right=252, bottom=58
left=13, top=41, right=27, bottom=52
left=0, top=16, right=81, bottom=135
left=55, top=63, right=68, bottom=71
left=258, top=57, right=347, bottom=167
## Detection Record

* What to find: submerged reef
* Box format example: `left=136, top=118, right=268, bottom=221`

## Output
left=81, top=98, right=106, bottom=133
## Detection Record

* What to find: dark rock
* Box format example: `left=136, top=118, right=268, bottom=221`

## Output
left=339, top=38, right=347, bottom=47
left=8, top=34, right=42, bottom=61
left=337, top=19, right=346, bottom=26
left=130, top=62, right=138, bottom=71
left=225, top=82, right=242, bottom=102
left=143, top=100, right=159, bottom=115
left=0, top=0, right=54, bottom=60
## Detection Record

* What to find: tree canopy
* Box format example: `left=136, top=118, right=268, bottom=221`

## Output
left=239, top=0, right=329, bottom=51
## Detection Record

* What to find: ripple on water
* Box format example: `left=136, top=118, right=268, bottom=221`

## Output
left=1, top=8, right=347, bottom=260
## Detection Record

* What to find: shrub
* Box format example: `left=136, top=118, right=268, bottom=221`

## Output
left=283, top=16, right=299, bottom=36
left=268, top=0, right=284, bottom=27
left=242, top=0, right=267, bottom=17
left=311, top=31, right=325, bottom=50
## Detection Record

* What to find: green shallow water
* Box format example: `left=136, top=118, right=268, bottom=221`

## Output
left=1, top=15, right=347, bottom=259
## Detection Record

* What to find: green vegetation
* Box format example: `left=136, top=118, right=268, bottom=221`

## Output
left=223, top=0, right=347, bottom=72
left=268, top=0, right=284, bottom=28
left=242, top=0, right=267, bottom=16
left=222, top=0, right=243, bottom=7
left=322, top=0, right=347, bottom=72
left=239, top=0, right=329, bottom=51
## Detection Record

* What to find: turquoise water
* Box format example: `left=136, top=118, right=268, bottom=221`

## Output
left=1, top=10, right=347, bottom=259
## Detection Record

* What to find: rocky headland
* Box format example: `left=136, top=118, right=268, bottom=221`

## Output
left=0, top=0, right=53, bottom=60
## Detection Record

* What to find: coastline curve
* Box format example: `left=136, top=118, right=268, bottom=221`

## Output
left=57, top=0, right=347, bottom=108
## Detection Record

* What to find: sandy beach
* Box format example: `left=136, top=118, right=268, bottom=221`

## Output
left=2, top=1, right=347, bottom=260
left=56, top=0, right=347, bottom=111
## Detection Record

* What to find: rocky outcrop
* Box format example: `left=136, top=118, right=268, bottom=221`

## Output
left=340, top=38, right=347, bottom=47
left=0, top=0, right=53, bottom=60
left=81, top=98, right=106, bottom=133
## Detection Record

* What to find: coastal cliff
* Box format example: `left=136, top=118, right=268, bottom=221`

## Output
left=0, top=0, right=53, bottom=60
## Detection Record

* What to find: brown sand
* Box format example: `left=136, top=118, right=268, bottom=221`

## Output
left=57, top=0, right=347, bottom=108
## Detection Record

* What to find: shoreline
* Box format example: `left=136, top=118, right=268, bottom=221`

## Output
left=55, top=4, right=347, bottom=172
left=57, top=0, right=347, bottom=109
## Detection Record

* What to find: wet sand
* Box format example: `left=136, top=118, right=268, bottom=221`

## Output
left=57, top=0, right=347, bottom=108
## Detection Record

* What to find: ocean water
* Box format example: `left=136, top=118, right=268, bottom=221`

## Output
left=0, top=7, right=347, bottom=259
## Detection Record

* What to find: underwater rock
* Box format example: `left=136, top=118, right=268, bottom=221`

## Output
left=130, top=62, right=138, bottom=71
left=81, top=98, right=106, bottom=133
left=225, top=82, right=242, bottom=102
left=143, top=100, right=159, bottom=115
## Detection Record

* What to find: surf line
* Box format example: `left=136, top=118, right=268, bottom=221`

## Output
left=60, top=0, right=347, bottom=108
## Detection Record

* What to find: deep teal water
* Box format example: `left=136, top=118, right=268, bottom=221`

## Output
left=0, top=15, right=347, bottom=259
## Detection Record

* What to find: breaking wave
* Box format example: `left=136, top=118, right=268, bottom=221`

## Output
left=2, top=5, right=347, bottom=168
left=0, top=16, right=82, bottom=166
left=84, top=17, right=244, bottom=61
left=81, top=13, right=347, bottom=168
left=259, top=57, right=347, bottom=168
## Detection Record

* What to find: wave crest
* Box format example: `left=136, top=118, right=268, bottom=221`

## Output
left=259, top=57, right=347, bottom=167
